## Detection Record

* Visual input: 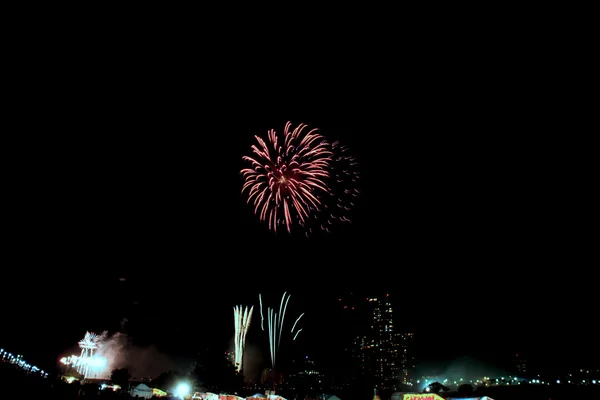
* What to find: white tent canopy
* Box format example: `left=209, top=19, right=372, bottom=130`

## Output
left=131, top=383, right=153, bottom=399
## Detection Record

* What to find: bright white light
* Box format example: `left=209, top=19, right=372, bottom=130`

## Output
left=88, top=356, right=107, bottom=368
left=175, top=382, right=190, bottom=398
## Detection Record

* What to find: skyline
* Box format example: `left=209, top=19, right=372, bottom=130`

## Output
left=3, top=96, right=595, bottom=385
left=2, top=282, right=597, bottom=380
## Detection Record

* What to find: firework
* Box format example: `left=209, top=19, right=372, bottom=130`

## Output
left=317, top=140, right=360, bottom=232
left=291, top=313, right=304, bottom=334
left=259, top=293, right=265, bottom=331
left=233, top=305, right=254, bottom=373
left=241, top=121, right=359, bottom=235
left=241, top=121, right=334, bottom=233
left=293, top=329, right=303, bottom=341
left=61, top=354, right=107, bottom=374
left=67, top=331, right=108, bottom=378
left=259, top=292, right=304, bottom=370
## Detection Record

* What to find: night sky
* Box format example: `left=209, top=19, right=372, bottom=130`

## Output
left=2, top=66, right=595, bottom=380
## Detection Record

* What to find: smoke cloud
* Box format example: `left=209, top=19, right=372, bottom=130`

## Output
left=95, top=332, right=173, bottom=379
left=242, top=342, right=263, bottom=383
left=227, top=337, right=263, bottom=383
left=415, top=356, right=509, bottom=387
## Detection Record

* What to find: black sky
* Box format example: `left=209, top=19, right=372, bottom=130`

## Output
left=2, top=48, right=595, bottom=379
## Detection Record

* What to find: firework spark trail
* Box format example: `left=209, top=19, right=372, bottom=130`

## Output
left=75, top=331, right=108, bottom=378
left=259, top=293, right=264, bottom=331
left=61, top=355, right=107, bottom=373
left=241, top=121, right=334, bottom=234
left=307, top=140, right=360, bottom=235
left=291, top=313, right=305, bottom=333
left=262, top=292, right=304, bottom=370
left=268, top=308, right=276, bottom=369
left=233, top=305, right=254, bottom=373
left=293, top=329, right=303, bottom=341
left=278, top=292, right=291, bottom=350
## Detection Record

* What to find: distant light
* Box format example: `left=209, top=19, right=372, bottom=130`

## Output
left=557, top=380, right=560, bottom=384
left=175, top=382, right=190, bottom=398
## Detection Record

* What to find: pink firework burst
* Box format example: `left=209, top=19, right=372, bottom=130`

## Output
left=241, top=121, right=333, bottom=233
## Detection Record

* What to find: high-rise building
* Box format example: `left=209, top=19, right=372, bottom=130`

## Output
left=514, top=353, right=527, bottom=376
left=397, top=332, right=416, bottom=385
left=368, top=295, right=400, bottom=387
left=351, top=294, right=415, bottom=389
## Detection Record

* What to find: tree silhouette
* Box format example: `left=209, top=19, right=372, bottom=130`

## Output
left=151, top=370, right=180, bottom=392
left=458, top=383, right=474, bottom=395
left=110, top=368, right=131, bottom=390
left=192, top=347, right=243, bottom=393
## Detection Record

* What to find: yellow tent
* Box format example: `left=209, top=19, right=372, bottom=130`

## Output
left=403, top=394, right=445, bottom=400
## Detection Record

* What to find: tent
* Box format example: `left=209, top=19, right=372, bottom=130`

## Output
left=131, top=383, right=153, bottom=399
left=400, top=394, right=445, bottom=400
left=327, top=396, right=342, bottom=400
left=247, top=394, right=268, bottom=399
left=447, top=397, right=495, bottom=400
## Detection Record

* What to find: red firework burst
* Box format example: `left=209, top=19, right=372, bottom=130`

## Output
left=241, top=121, right=333, bottom=233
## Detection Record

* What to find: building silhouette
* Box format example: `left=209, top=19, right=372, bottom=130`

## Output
left=397, top=332, right=416, bottom=385
left=351, top=294, right=416, bottom=390
left=514, top=353, right=527, bottom=376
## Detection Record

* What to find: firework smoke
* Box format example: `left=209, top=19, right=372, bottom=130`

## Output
left=259, top=292, right=304, bottom=370
left=233, top=305, right=254, bottom=373
left=241, top=121, right=358, bottom=235
left=240, top=343, right=263, bottom=383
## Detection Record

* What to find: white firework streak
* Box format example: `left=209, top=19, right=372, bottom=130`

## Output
left=268, top=307, right=276, bottom=369
left=278, top=292, right=291, bottom=350
left=259, top=293, right=264, bottom=331
left=263, top=292, right=304, bottom=370
left=293, top=329, right=303, bottom=341
left=76, top=331, right=108, bottom=378
left=291, top=313, right=305, bottom=333
left=233, top=305, right=254, bottom=373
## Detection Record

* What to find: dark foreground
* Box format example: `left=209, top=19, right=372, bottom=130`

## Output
left=2, top=362, right=599, bottom=400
